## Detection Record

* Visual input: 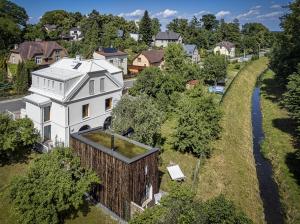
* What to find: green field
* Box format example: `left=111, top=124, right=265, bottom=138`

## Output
left=197, top=58, right=268, bottom=224
left=0, top=155, right=116, bottom=224
left=260, top=70, right=300, bottom=224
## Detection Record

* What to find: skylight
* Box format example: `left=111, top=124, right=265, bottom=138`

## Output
left=73, top=63, right=82, bottom=69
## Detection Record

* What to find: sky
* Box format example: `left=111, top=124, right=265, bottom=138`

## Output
left=12, top=0, right=289, bottom=31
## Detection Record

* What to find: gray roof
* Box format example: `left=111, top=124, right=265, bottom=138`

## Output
left=183, top=44, right=197, bottom=56
left=70, top=27, right=81, bottom=31
left=155, top=31, right=181, bottom=40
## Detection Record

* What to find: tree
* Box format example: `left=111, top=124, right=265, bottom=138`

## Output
left=82, top=20, right=100, bottom=58
left=23, top=24, right=46, bottom=41
left=284, top=65, right=300, bottom=138
left=139, top=10, right=153, bottom=45
left=167, top=18, right=189, bottom=40
left=0, top=114, right=39, bottom=163
left=203, top=54, right=227, bottom=83
left=0, top=0, right=28, bottom=26
left=164, top=43, right=187, bottom=73
left=9, top=148, right=99, bottom=224
left=201, top=14, right=219, bottom=31
left=174, top=85, right=222, bottom=156
left=129, top=67, right=162, bottom=97
left=241, top=23, right=270, bottom=49
left=112, top=95, right=165, bottom=146
left=130, top=183, right=252, bottom=224
left=151, top=18, right=161, bottom=36
left=101, top=21, right=118, bottom=47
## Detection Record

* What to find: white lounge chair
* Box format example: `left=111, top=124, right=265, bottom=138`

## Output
left=167, top=164, right=185, bottom=181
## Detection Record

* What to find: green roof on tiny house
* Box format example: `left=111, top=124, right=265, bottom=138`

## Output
left=71, top=128, right=159, bottom=163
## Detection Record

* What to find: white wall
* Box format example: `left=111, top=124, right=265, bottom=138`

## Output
left=25, top=102, right=42, bottom=130
left=93, top=53, right=128, bottom=75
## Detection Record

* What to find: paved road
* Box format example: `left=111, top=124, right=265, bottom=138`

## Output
left=0, top=98, right=25, bottom=113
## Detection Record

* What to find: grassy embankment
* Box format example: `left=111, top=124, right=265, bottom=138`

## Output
left=260, top=70, right=300, bottom=224
left=0, top=156, right=116, bottom=224
left=197, top=58, right=268, bottom=224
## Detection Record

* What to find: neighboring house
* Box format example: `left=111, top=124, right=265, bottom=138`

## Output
left=117, top=29, right=124, bottom=38
left=213, top=41, right=235, bottom=58
left=129, top=33, right=139, bottom=42
left=70, top=27, right=83, bottom=41
left=7, top=41, right=67, bottom=77
left=132, top=49, right=164, bottom=69
left=44, top=24, right=57, bottom=32
left=186, top=79, right=200, bottom=89
left=183, top=44, right=200, bottom=63
left=22, top=57, right=124, bottom=148
left=154, top=31, right=182, bottom=47
left=93, top=48, right=128, bottom=75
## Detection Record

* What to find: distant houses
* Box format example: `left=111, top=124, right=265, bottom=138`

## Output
left=69, top=27, right=83, bottom=41
left=213, top=41, right=235, bottom=58
left=131, top=49, right=164, bottom=71
left=7, top=40, right=67, bottom=77
left=153, top=31, right=182, bottom=47
left=93, top=48, right=128, bottom=75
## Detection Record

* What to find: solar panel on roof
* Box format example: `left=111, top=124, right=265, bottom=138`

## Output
left=103, top=48, right=117, bottom=53
left=73, top=63, right=82, bottom=69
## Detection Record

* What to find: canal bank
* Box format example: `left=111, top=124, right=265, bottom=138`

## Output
left=251, top=86, right=283, bottom=224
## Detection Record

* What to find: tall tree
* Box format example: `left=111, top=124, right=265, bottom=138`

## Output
left=82, top=20, right=100, bottom=58
left=0, top=0, right=28, bottom=26
left=167, top=18, right=189, bottom=40
left=139, top=10, right=153, bottom=45
left=164, top=43, right=187, bottom=73
left=9, top=148, right=99, bottom=224
left=174, top=85, right=222, bottom=156
left=151, top=18, right=161, bottom=36
left=203, top=54, right=227, bottom=83
left=201, top=14, right=219, bottom=31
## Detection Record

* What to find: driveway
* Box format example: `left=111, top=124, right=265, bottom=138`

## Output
left=0, top=98, right=25, bottom=113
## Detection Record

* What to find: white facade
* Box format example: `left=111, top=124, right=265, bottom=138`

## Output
left=154, top=36, right=183, bottom=48
left=93, top=52, right=128, bottom=75
left=213, top=46, right=235, bottom=58
left=70, top=28, right=82, bottom=41
left=23, top=57, right=123, bottom=147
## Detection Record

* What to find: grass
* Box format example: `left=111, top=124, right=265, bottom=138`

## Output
left=0, top=154, right=116, bottom=224
left=83, top=130, right=147, bottom=158
left=196, top=58, right=269, bottom=224
left=260, top=70, right=300, bottom=224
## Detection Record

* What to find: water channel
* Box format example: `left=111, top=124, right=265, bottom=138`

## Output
left=251, top=87, right=284, bottom=224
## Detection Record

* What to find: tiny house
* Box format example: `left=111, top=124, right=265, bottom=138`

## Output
left=70, top=128, right=159, bottom=220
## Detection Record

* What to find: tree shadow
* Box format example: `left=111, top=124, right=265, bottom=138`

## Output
left=63, top=199, right=92, bottom=222
left=285, top=150, right=300, bottom=186
left=158, top=170, right=165, bottom=190
left=0, top=150, right=34, bottom=167
left=260, top=76, right=285, bottom=105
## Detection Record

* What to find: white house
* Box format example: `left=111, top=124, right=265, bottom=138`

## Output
left=153, top=31, right=182, bottom=48
left=129, top=33, right=139, bottom=42
left=22, top=56, right=123, bottom=148
left=93, top=48, right=128, bottom=75
left=213, top=41, right=235, bottom=58
left=70, top=27, right=83, bottom=41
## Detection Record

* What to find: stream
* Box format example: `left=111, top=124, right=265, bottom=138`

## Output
left=251, top=87, right=284, bottom=224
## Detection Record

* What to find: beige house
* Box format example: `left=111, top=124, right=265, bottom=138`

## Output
left=93, top=48, right=128, bottom=75
left=154, top=31, right=182, bottom=48
left=7, top=41, right=67, bottom=77
left=213, top=41, right=235, bottom=58
left=132, top=50, right=164, bottom=69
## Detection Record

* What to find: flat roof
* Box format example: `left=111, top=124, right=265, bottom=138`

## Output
left=71, top=128, right=159, bottom=164
left=23, top=93, right=51, bottom=106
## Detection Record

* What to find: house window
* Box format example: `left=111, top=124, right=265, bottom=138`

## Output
left=100, top=78, right=105, bottom=92
left=59, top=83, right=62, bottom=91
left=105, top=98, right=112, bottom=111
left=35, top=56, right=42, bottom=64
left=43, top=79, right=46, bottom=87
left=120, top=58, right=124, bottom=63
left=89, top=80, right=94, bottom=95
left=44, top=106, right=51, bottom=122
left=55, top=50, right=60, bottom=55
left=82, top=104, right=89, bottom=118
left=109, top=59, right=113, bottom=64
left=137, top=57, right=141, bottom=62
left=52, top=80, right=54, bottom=89
left=55, top=55, right=60, bottom=61
left=12, top=56, right=15, bottom=63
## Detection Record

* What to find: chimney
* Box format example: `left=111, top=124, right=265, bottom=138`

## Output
left=75, top=55, right=81, bottom=61
left=111, top=134, right=115, bottom=151
left=14, top=44, right=18, bottom=50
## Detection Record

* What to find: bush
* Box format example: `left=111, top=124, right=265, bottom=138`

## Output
left=234, top=63, right=241, bottom=69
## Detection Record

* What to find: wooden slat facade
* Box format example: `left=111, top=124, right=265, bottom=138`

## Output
left=70, top=136, right=159, bottom=220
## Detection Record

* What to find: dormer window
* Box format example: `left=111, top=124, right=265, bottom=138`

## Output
left=35, top=56, right=42, bottom=64
left=73, top=63, right=82, bottom=69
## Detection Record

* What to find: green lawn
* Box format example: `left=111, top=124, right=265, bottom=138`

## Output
left=196, top=58, right=269, bottom=224
left=0, top=155, right=116, bottom=224
left=260, top=70, right=300, bottom=224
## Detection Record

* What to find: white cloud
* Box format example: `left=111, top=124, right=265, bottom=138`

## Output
left=271, top=4, right=281, bottom=9
left=215, top=10, right=231, bottom=18
left=193, top=10, right=210, bottom=17
left=236, top=9, right=259, bottom=19
left=251, top=5, right=262, bottom=10
left=154, top=9, right=178, bottom=18
left=257, top=11, right=282, bottom=19
left=118, top=9, right=144, bottom=18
